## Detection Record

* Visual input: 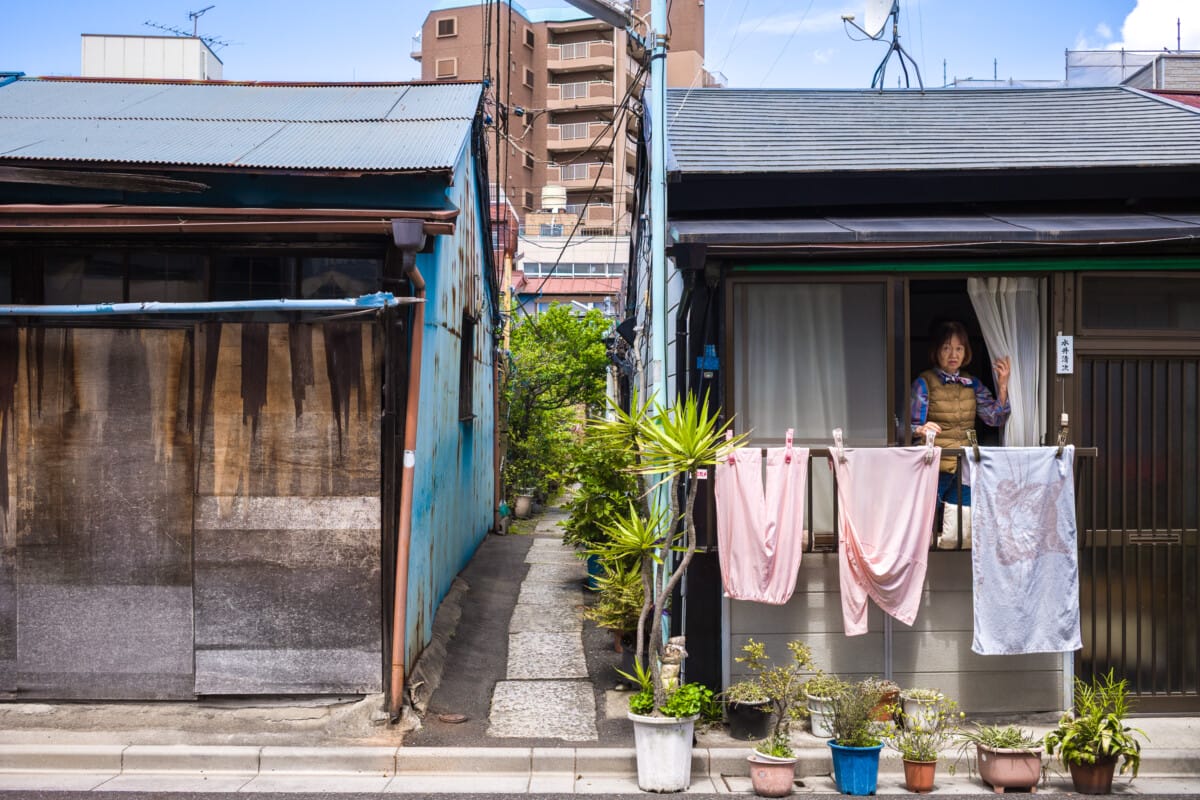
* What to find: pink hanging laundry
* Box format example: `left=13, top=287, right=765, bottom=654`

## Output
left=714, top=441, right=810, bottom=604
left=829, top=446, right=941, bottom=635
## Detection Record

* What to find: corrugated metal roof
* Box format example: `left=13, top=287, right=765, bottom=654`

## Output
left=0, top=78, right=482, bottom=171
left=665, top=86, right=1200, bottom=175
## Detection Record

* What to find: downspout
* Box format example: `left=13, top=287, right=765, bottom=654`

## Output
left=388, top=219, right=427, bottom=721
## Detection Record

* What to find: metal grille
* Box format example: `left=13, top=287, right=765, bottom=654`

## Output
left=1079, top=356, right=1200, bottom=709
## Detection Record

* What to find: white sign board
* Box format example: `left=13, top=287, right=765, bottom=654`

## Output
left=1056, top=335, right=1074, bottom=374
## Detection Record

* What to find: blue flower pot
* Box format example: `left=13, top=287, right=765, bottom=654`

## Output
left=828, top=740, right=884, bottom=795
left=585, top=554, right=604, bottom=590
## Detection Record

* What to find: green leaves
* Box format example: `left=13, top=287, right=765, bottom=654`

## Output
left=1043, top=669, right=1146, bottom=777
left=634, top=392, right=748, bottom=481
left=586, top=501, right=678, bottom=565
left=660, top=682, right=713, bottom=718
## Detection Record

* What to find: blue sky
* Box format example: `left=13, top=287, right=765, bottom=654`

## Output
left=2, top=1, right=1197, bottom=87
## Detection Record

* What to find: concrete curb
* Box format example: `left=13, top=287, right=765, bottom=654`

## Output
left=0, top=744, right=1193, bottom=779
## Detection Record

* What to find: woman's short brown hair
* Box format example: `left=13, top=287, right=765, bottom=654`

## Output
left=929, top=321, right=973, bottom=368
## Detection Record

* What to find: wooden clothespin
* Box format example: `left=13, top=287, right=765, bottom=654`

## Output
left=832, top=428, right=847, bottom=464
left=923, top=428, right=936, bottom=465
left=1056, top=413, right=1069, bottom=459
left=966, top=429, right=981, bottom=463
left=784, top=428, right=794, bottom=463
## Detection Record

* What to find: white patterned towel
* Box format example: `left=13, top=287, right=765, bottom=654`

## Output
left=965, top=446, right=1083, bottom=656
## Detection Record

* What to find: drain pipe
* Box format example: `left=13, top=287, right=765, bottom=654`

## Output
left=388, top=219, right=427, bottom=721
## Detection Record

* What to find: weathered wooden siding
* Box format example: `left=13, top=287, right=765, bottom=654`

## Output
left=404, top=148, right=497, bottom=669
left=729, top=553, right=1064, bottom=713
left=4, top=328, right=195, bottom=699
left=193, top=322, right=382, bottom=694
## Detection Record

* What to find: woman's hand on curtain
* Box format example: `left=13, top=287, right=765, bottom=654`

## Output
left=993, top=356, right=1011, bottom=404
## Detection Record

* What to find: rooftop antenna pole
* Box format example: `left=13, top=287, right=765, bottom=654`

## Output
left=1179, top=18, right=1183, bottom=53
left=190, top=5, right=215, bottom=37
left=994, top=58, right=997, bottom=81
left=842, top=0, right=924, bottom=90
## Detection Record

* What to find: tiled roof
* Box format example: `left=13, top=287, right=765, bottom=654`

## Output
left=665, top=86, right=1200, bottom=174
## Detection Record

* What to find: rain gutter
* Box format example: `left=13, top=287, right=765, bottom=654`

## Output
left=387, top=219, right=427, bottom=722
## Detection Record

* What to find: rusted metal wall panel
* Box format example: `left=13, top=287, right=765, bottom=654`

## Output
left=193, top=321, right=382, bottom=695
left=5, top=327, right=195, bottom=699
left=404, top=148, right=497, bottom=668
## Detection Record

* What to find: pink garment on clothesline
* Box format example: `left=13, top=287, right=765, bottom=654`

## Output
left=714, top=446, right=810, bottom=605
left=829, top=446, right=940, bottom=635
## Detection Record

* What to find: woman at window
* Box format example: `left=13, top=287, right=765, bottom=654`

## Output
left=911, top=320, right=1011, bottom=505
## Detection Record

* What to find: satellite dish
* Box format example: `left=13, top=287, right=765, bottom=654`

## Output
left=864, top=0, right=892, bottom=39
left=842, top=0, right=923, bottom=88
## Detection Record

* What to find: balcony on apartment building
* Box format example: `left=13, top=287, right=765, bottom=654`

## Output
left=551, top=162, right=615, bottom=190
left=411, top=34, right=422, bottom=61
left=546, top=40, right=615, bottom=74
left=546, top=80, right=615, bottom=111
left=546, top=121, right=614, bottom=153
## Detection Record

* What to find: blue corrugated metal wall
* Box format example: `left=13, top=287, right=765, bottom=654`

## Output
left=404, top=145, right=497, bottom=665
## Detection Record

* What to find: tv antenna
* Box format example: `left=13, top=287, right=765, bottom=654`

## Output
left=144, top=5, right=232, bottom=51
left=842, top=0, right=923, bottom=89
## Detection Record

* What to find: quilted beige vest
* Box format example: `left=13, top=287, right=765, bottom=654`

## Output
left=921, top=369, right=976, bottom=473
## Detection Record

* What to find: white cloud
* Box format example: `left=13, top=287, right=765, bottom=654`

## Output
left=1111, top=0, right=1200, bottom=50
left=1095, top=22, right=1113, bottom=40
left=813, top=48, right=837, bottom=64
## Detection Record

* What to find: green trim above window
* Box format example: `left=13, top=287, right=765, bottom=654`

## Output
left=733, top=257, right=1200, bottom=274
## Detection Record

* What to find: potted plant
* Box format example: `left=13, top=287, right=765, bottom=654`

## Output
left=582, top=557, right=643, bottom=668
left=1043, top=669, right=1147, bottom=795
left=901, top=688, right=948, bottom=732
left=731, top=638, right=817, bottom=797
left=724, top=679, right=772, bottom=742
left=588, top=392, right=745, bottom=792
left=862, top=676, right=901, bottom=722
left=827, top=679, right=888, bottom=796
left=804, top=673, right=849, bottom=739
left=887, top=693, right=960, bottom=793
left=956, top=723, right=1044, bottom=793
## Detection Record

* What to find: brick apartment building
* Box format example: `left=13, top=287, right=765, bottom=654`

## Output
left=413, top=0, right=712, bottom=238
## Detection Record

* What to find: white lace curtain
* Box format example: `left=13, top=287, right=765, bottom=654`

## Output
left=966, top=277, right=1046, bottom=447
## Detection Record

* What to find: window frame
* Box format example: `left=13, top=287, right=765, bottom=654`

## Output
left=435, top=16, right=458, bottom=38
left=435, top=58, right=458, bottom=80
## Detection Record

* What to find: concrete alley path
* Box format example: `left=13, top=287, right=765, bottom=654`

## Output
left=486, top=509, right=597, bottom=741
left=403, top=504, right=628, bottom=748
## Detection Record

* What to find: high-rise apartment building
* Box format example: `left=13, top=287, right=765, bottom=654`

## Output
left=413, top=0, right=712, bottom=237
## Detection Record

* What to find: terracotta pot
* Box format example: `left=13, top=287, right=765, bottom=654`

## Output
left=1068, top=757, right=1118, bottom=795
left=976, top=744, right=1043, bottom=793
left=903, top=759, right=937, bottom=793
left=873, top=689, right=901, bottom=722
left=748, top=754, right=798, bottom=797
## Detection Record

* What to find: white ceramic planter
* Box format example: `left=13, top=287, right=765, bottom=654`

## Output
left=629, top=711, right=697, bottom=792
left=806, top=693, right=835, bottom=739
left=901, top=696, right=939, bottom=731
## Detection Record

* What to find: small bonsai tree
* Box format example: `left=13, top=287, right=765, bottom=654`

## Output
left=732, top=638, right=816, bottom=758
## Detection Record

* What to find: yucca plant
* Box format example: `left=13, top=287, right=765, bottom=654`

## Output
left=587, top=391, right=746, bottom=713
